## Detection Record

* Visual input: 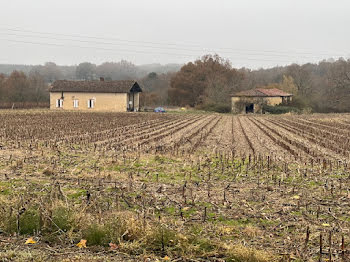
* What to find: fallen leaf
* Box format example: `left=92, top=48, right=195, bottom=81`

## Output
left=322, top=223, right=330, bottom=227
left=163, top=256, right=170, bottom=261
left=291, top=195, right=300, bottom=200
left=76, top=239, right=87, bottom=248
left=109, top=242, right=118, bottom=250
left=25, top=237, right=36, bottom=244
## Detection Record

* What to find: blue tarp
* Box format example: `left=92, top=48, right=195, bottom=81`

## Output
left=154, top=107, right=166, bottom=113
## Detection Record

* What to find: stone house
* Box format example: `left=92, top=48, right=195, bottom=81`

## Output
left=50, top=79, right=142, bottom=112
left=231, top=88, right=293, bottom=114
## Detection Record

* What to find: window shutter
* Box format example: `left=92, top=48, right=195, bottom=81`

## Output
left=92, top=100, right=95, bottom=108
left=76, top=100, right=79, bottom=108
left=56, top=99, right=59, bottom=108
left=87, top=100, right=90, bottom=108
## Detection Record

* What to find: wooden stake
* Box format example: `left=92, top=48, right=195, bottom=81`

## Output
left=319, top=232, right=323, bottom=262
left=328, top=231, right=332, bottom=262
left=341, top=235, right=345, bottom=261
left=304, top=226, right=310, bottom=251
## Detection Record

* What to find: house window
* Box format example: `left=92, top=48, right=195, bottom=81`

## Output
left=73, top=99, right=79, bottom=108
left=87, top=99, right=95, bottom=108
left=56, top=99, right=63, bottom=108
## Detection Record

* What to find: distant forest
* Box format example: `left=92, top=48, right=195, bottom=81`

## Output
left=0, top=55, right=349, bottom=112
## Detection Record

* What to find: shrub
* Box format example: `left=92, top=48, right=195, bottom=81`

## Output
left=104, top=217, right=125, bottom=243
left=262, top=104, right=300, bottom=114
left=82, top=223, right=109, bottom=246
left=108, top=216, right=144, bottom=242
left=51, top=206, right=74, bottom=232
left=145, top=225, right=178, bottom=252
left=198, top=103, right=231, bottom=113
left=19, top=208, right=41, bottom=235
left=2, top=215, right=17, bottom=234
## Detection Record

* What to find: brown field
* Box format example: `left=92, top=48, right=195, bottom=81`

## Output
left=0, top=110, right=350, bottom=261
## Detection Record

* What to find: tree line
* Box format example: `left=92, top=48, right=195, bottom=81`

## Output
left=241, top=58, right=350, bottom=112
left=168, top=55, right=350, bottom=113
left=0, top=62, right=181, bottom=82
left=0, top=61, right=179, bottom=108
left=0, top=71, right=48, bottom=108
left=0, top=56, right=349, bottom=112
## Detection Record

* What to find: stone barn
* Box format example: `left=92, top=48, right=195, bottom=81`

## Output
left=231, top=88, right=293, bottom=114
left=50, top=79, right=142, bottom=112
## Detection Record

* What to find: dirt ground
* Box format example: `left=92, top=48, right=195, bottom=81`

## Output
left=0, top=111, right=350, bottom=261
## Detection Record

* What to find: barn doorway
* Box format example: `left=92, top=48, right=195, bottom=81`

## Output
left=245, top=103, right=254, bottom=113
left=127, top=92, right=135, bottom=111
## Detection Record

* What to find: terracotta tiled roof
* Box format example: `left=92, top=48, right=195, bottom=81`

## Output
left=233, top=89, right=266, bottom=97
left=50, top=80, right=142, bottom=93
left=257, top=88, right=293, bottom=97
left=231, top=88, right=292, bottom=97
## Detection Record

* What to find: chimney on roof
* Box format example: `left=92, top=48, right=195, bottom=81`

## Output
left=100, top=77, right=104, bottom=82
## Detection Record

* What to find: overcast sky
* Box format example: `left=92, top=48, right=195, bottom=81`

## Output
left=0, top=0, right=349, bottom=69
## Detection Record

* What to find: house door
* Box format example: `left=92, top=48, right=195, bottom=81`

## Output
left=245, top=103, right=254, bottom=113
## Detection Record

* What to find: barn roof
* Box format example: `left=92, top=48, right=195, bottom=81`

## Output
left=50, top=80, right=142, bottom=93
left=231, top=88, right=293, bottom=97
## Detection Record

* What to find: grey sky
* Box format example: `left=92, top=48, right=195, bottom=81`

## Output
left=0, top=0, right=349, bottom=69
